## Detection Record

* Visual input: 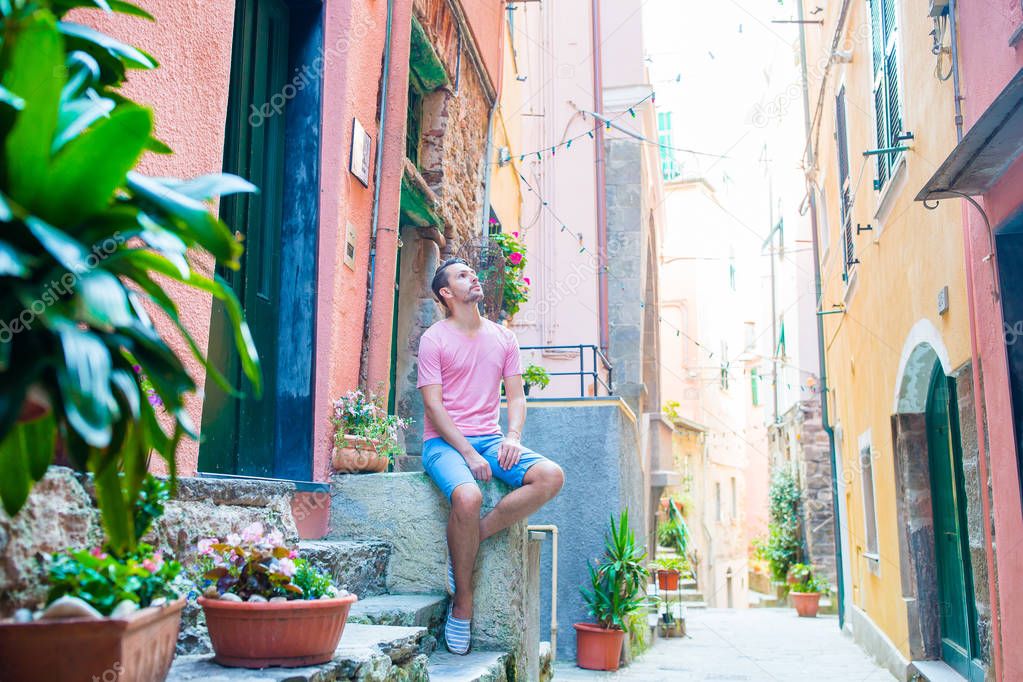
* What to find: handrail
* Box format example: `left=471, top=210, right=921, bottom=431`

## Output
left=528, top=524, right=559, bottom=655
left=519, top=344, right=614, bottom=397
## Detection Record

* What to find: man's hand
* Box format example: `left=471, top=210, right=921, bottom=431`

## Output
left=462, top=451, right=493, bottom=481
left=497, top=435, right=525, bottom=471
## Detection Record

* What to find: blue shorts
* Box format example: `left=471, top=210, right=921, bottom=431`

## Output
left=422, top=433, right=549, bottom=500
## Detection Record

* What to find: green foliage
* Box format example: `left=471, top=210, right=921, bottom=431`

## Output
left=47, top=544, right=181, bottom=615
left=580, top=509, right=649, bottom=630
left=766, top=468, right=802, bottom=581
left=649, top=555, right=690, bottom=575
left=0, top=0, right=260, bottom=555
left=292, top=558, right=335, bottom=600
left=657, top=498, right=689, bottom=556
left=662, top=400, right=682, bottom=423
left=522, top=363, right=550, bottom=390
left=788, top=562, right=830, bottom=594
left=489, top=231, right=529, bottom=318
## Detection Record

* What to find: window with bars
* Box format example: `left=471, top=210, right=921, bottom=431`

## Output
left=869, top=0, right=903, bottom=191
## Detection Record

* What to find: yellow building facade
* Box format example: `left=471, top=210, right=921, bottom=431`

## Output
left=804, top=0, right=992, bottom=679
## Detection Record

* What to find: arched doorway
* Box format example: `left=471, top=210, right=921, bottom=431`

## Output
left=925, top=362, right=980, bottom=679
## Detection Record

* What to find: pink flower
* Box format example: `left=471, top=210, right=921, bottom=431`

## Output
left=267, top=529, right=285, bottom=547
left=240, top=522, right=264, bottom=543
left=226, top=533, right=242, bottom=546
left=289, top=549, right=299, bottom=559
left=512, top=231, right=519, bottom=237
left=90, top=547, right=107, bottom=560
left=277, top=557, right=296, bottom=578
left=198, top=538, right=216, bottom=555
left=508, top=252, right=523, bottom=265
left=523, top=277, right=531, bottom=286
left=142, top=558, right=158, bottom=572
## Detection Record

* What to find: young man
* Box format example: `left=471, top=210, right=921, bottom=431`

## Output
left=417, top=257, right=565, bottom=655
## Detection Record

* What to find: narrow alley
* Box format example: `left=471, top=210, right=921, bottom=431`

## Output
left=554, top=609, right=894, bottom=682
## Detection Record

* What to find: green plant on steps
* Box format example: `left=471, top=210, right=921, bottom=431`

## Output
left=580, top=508, right=650, bottom=631
left=0, top=0, right=261, bottom=556
left=787, top=562, right=830, bottom=594
left=649, top=555, right=690, bottom=576
left=657, top=498, right=690, bottom=556
left=522, top=363, right=550, bottom=392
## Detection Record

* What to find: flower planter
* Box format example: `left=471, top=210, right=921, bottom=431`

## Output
left=573, top=622, right=625, bottom=671
left=656, top=569, right=680, bottom=591
left=331, top=436, right=388, bottom=473
left=790, top=591, right=822, bottom=618
left=0, top=597, right=184, bottom=682
left=199, top=594, right=358, bottom=668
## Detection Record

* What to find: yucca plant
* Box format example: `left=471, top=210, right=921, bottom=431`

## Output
left=0, top=0, right=260, bottom=555
left=580, top=508, right=649, bottom=630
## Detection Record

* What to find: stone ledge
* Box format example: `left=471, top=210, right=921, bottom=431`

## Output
left=169, top=624, right=432, bottom=682
left=301, top=540, right=391, bottom=598
left=426, top=650, right=511, bottom=682
left=349, top=593, right=447, bottom=638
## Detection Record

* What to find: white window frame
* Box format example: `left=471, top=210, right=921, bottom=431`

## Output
left=858, top=429, right=881, bottom=575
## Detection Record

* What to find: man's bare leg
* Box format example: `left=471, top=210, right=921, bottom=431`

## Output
left=448, top=483, right=482, bottom=619
left=479, top=462, right=564, bottom=541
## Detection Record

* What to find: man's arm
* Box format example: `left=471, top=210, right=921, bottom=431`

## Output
left=498, top=374, right=527, bottom=469
left=420, top=384, right=493, bottom=481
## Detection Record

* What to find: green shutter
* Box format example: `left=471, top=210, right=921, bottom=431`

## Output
left=869, top=0, right=902, bottom=190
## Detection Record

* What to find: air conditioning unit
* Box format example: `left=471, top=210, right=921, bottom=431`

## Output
left=929, top=0, right=949, bottom=17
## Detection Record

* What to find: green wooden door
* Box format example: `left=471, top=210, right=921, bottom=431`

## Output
left=199, top=0, right=289, bottom=476
left=925, top=363, right=980, bottom=679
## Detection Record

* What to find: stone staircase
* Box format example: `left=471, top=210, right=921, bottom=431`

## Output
left=166, top=472, right=539, bottom=681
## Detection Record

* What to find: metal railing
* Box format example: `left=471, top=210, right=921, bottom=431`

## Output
left=520, top=344, right=614, bottom=397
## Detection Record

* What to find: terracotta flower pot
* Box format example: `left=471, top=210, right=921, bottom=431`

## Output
left=0, top=597, right=184, bottom=682
left=331, top=436, right=388, bottom=473
left=790, top=591, right=822, bottom=617
left=573, top=622, right=625, bottom=671
left=199, top=594, right=358, bottom=668
left=656, top=569, right=680, bottom=591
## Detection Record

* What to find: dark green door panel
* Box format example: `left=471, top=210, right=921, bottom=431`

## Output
left=200, top=0, right=320, bottom=480
left=926, top=363, right=981, bottom=679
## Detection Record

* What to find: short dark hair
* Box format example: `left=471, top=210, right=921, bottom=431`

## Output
left=431, top=258, right=469, bottom=309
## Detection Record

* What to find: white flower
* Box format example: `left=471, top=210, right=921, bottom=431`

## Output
left=277, top=557, right=296, bottom=578
left=241, top=522, right=264, bottom=543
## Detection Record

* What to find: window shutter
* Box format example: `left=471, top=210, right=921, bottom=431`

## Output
left=869, top=0, right=889, bottom=188
left=883, top=0, right=902, bottom=155
left=835, top=87, right=850, bottom=191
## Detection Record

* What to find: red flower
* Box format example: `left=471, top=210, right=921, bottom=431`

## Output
left=508, top=252, right=523, bottom=265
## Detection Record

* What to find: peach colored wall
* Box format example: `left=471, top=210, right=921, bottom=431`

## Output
left=954, top=4, right=1023, bottom=679
left=459, top=0, right=504, bottom=90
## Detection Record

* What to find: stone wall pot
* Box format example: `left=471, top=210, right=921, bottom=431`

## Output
left=331, top=436, right=388, bottom=473
left=198, top=594, right=358, bottom=668
left=655, top=569, right=680, bottom=591
left=573, top=622, right=625, bottom=671
left=0, top=597, right=184, bottom=682
left=790, top=591, right=821, bottom=617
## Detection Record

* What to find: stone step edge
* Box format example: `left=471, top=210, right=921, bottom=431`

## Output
left=168, top=623, right=431, bottom=682
left=348, top=593, right=448, bottom=636
left=426, top=649, right=512, bottom=682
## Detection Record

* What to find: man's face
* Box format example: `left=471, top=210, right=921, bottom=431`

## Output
left=442, top=263, right=485, bottom=306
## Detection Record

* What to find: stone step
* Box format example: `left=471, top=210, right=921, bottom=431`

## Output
left=427, top=649, right=511, bottom=682
left=168, top=623, right=432, bottom=681
left=349, top=593, right=448, bottom=640
left=300, top=539, right=391, bottom=598
left=646, top=585, right=706, bottom=602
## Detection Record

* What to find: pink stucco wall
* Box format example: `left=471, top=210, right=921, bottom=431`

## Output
left=954, top=4, right=1023, bottom=679
left=81, top=0, right=236, bottom=477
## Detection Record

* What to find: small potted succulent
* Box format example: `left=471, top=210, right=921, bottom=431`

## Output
left=193, top=522, right=357, bottom=668
left=575, top=509, right=648, bottom=671
left=787, top=563, right=829, bottom=618
left=649, top=555, right=690, bottom=591
left=330, top=389, right=412, bottom=473
left=0, top=477, right=186, bottom=682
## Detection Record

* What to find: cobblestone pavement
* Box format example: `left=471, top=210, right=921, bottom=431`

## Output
left=553, top=608, right=896, bottom=681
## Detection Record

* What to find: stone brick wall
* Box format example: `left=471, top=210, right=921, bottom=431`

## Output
left=797, top=397, right=838, bottom=585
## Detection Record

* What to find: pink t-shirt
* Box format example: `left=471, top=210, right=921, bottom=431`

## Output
left=416, top=318, right=522, bottom=441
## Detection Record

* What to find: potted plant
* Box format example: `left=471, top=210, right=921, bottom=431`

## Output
left=649, top=555, right=689, bottom=591
left=0, top=0, right=260, bottom=546
left=330, top=389, right=412, bottom=473
left=0, top=476, right=186, bottom=682
left=522, top=363, right=550, bottom=396
left=657, top=499, right=690, bottom=557
left=193, top=522, right=357, bottom=668
left=575, top=509, right=648, bottom=672
left=787, top=563, right=829, bottom=617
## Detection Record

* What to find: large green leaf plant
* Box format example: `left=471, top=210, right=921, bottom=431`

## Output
left=0, top=0, right=261, bottom=555
left=580, top=509, right=649, bottom=630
